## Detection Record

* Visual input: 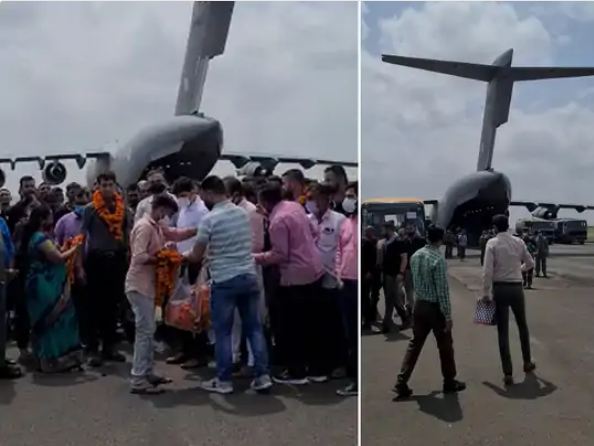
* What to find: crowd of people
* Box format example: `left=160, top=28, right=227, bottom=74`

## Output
left=0, top=164, right=359, bottom=398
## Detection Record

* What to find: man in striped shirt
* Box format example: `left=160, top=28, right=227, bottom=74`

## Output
left=184, top=176, right=271, bottom=395
left=393, top=225, right=465, bottom=399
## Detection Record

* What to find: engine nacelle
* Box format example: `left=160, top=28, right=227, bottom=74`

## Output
left=42, top=161, right=67, bottom=185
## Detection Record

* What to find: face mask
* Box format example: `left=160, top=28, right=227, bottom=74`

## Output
left=305, top=200, right=318, bottom=215
left=178, top=197, right=190, bottom=208
left=74, top=205, right=85, bottom=216
left=342, top=197, right=357, bottom=214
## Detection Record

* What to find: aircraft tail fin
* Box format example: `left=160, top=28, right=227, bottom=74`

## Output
left=381, top=54, right=496, bottom=81
left=175, top=1, right=234, bottom=116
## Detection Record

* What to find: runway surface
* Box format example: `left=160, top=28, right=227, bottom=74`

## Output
left=1, top=347, right=356, bottom=446
left=362, top=246, right=594, bottom=446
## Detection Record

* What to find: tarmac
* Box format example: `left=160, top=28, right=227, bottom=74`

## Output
left=362, top=244, right=594, bottom=446
left=0, top=345, right=356, bottom=446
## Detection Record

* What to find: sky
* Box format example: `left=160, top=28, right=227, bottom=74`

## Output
left=362, top=1, right=594, bottom=224
left=0, top=1, right=358, bottom=196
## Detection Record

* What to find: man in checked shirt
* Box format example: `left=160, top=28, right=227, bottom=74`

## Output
left=393, top=225, right=466, bottom=399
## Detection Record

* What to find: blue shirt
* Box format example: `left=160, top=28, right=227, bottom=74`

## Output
left=196, top=200, right=255, bottom=283
left=0, top=217, right=14, bottom=268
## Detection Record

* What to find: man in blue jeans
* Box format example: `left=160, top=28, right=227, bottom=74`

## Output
left=184, top=175, right=272, bottom=394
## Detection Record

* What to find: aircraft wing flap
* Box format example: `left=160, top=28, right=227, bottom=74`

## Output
left=219, top=153, right=357, bottom=169
left=381, top=54, right=496, bottom=81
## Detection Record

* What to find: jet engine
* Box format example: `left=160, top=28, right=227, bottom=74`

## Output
left=42, top=161, right=67, bottom=185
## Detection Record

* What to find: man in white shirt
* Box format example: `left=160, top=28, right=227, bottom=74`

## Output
left=307, top=182, right=347, bottom=381
left=134, top=169, right=177, bottom=224
left=166, top=176, right=208, bottom=369
left=482, top=214, right=536, bottom=386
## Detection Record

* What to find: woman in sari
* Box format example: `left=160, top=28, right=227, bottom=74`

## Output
left=21, top=205, right=82, bottom=373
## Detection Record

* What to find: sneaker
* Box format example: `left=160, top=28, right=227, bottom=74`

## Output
left=200, top=378, right=234, bottom=394
left=336, top=382, right=358, bottom=397
left=331, top=367, right=347, bottom=379
left=524, top=362, right=536, bottom=373
left=147, top=374, right=173, bottom=386
left=166, top=352, right=188, bottom=365
left=251, top=374, right=273, bottom=392
left=392, top=382, right=413, bottom=399
left=307, top=375, right=329, bottom=383
left=443, top=379, right=466, bottom=394
left=273, top=370, right=308, bottom=385
left=130, top=382, right=164, bottom=395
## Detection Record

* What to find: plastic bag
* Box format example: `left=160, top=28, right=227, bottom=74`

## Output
left=164, top=278, right=210, bottom=333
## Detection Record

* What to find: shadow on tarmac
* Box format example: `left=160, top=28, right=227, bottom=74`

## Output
left=482, top=373, right=557, bottom=400
left=393, top=391, right=463, bottom=424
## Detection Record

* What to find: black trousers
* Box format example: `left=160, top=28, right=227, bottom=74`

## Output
left=7, top=273, right=29, bottom=351
left=493, top=283, right=532, bottom=376
left=339, top=280, right=358, bottom=381
left=535, top=256, right=547, bottom=277
left=522, top=269, right=534, bottom=288
left=458, top=247, right=466, bottom=260
left=0, top=283, right=7, bottom=364
left=362, top=271, right=380, bottom=328
left=322, top=287, right=347, bottom=372
left=84, top=250, right=127, bottom=353
left=397, top=300, right=457, bottom=385
left=278, top=280, right=326, bottom=378
left=71, top=281, right=90, bottom=348
left=263, top=265, right=283, bottom=366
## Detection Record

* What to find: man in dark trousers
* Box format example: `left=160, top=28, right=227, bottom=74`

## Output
left=362, top=226, right=380, bottom=330
left=381, top=221, right=409, bottom=333
left=80, top=171, right=131, bottom=367
left=482, top=215, right=536, bottom=386
left=393, top=225, right=466, bottom=399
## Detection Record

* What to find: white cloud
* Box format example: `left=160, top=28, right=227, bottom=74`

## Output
left=363, top=2, right=594, bottom=223
left=0, top=1, right=357, bottom=192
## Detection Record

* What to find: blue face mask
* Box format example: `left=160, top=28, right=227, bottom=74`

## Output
left=74, top=205, right=85, bottom=217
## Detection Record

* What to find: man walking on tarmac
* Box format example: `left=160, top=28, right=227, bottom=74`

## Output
left=535, top=231, right=549, bottom=278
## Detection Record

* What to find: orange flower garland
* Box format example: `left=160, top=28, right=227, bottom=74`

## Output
left=92, top=190, right=125, bottom=241
left=61, top=234, right=85, bottom=285
left=155, top=248, right=183, bottom=307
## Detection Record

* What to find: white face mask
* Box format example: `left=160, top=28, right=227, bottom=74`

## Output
left=305, top=200, right=318, bottom=215
left=342, top=197, right=357, bottom=214
left=177, top=197, right=190, bottom=208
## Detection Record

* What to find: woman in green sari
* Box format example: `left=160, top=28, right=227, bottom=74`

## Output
left=21, top=205, right=82, bottom=373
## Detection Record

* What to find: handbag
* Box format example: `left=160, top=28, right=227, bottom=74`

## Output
left=474, top=299, right=496, bottom=326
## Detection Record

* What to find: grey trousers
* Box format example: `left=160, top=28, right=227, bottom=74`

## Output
left=493, top=283, right=532, bottom=376
left=535, top=255, right=547, bottom=277
left=383, top=275, right=407, bottom=329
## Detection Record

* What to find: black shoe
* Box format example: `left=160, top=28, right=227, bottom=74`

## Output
left=87, top=354, right=103, bottom=368
left=503, top=375, right=514, bottom=386
left=336, top=382, right=358, bottom=397
left=392, top=382, right=413, bottom=399
left=273, top=370, right=308, bottom=385
left=524, top=362, right=536, bottom=373
left=166, top=352, right=188, bottom=365
left=102, top=350, right=126, bottom=363
left=443, top=379, right=466, bottom=394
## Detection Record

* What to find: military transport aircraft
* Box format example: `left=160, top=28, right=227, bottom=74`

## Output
left=382, top=49, right=594, bottom=245
left=0, top=1, right=356, bottom=190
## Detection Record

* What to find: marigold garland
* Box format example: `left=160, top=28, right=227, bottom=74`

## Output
left=92, top=190, right=125, bottom=241
left=61, top=234, right=85, bottom=285
left=155, top=248, right=183, bottom=307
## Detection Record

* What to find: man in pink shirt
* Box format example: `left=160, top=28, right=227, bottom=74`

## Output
left=254, top=183, right=324, bottom=385
left=335, top=182, right=358, bottom=397
left=125, top=194, right=196, bottom=395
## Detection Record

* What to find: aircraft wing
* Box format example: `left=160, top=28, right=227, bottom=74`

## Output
left=220, top=153, right=357, bottom=169
left=511, top=201, right=594, bottom=213
left=0, top=152, right=110, bottom=170
left=511, top=67, right=594, bottom=82
left=381, top=54, right=497, bottom=81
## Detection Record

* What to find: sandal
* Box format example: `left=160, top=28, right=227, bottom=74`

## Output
left=0, top=364, right=23, bottom=379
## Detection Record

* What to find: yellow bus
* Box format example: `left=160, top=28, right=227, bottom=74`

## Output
left=361, top=198, right=428, bottom=236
